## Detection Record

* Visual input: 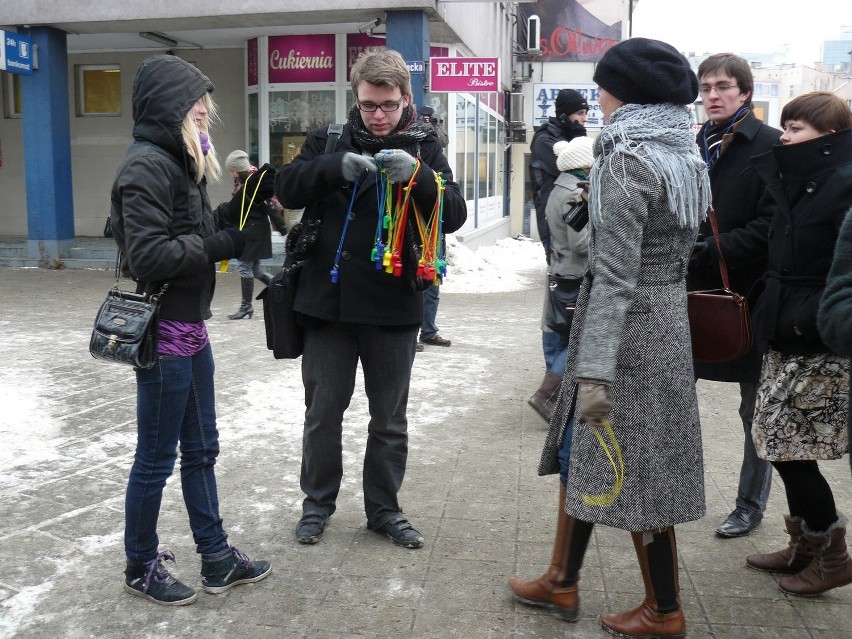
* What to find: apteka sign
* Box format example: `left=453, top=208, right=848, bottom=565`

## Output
left=0, top=31, right=33, bottom=75
left=430, top=57, right=499, bottom=93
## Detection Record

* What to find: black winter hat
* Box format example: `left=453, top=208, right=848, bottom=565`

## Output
left=593, top=37, right=698, bottom=106
left=555, top=89, right=589, bottom=118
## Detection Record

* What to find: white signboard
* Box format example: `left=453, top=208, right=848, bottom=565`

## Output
left=533, top=83, right=603, bottom=129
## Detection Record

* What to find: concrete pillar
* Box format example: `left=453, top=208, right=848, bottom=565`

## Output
left=21, top=27, right=74, bottom=265
left=385, top=11, right=429, bottom=111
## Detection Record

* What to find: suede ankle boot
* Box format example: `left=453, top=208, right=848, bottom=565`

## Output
left=747, top=515, right=810, bottom=573
left=528, top=372, right=562, bottom=423
left=779, top=514, right=852, bottom=596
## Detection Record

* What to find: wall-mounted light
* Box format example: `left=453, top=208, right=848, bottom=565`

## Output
left=139, top=31, right=179, bottom=48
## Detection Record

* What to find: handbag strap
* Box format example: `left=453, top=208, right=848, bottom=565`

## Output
left=706, top=207, right=732, bottom=290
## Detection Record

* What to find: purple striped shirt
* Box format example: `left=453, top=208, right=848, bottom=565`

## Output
left=157, top=319, right=210, bottom=357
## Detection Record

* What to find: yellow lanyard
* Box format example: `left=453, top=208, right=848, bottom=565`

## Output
left=238, top=169, right=267, bottom=230
left=581, top=418, right=625, bottom=507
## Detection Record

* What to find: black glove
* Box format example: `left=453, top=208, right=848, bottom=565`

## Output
left=203, top=227, right=246, bottom=263
left=688, top=239, right=710, bottom=272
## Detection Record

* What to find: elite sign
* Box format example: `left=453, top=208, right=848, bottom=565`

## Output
left=430, top=57, right=499, bottom=93
left=0, top=31, right=34, bottom=75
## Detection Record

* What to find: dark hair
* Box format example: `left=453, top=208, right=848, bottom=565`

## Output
left=780, top=92, right=852, bottom=133
left=697, top=53, right=754, bottom=105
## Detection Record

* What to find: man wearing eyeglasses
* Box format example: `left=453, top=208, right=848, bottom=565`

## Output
left=689, top=53, right=780, bottom=539
left=274, top=49, right=467, bottom=550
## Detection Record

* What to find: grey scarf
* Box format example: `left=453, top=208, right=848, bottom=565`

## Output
left=589, top=103, right=710, bottom=229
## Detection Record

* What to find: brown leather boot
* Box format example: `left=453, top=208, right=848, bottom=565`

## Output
left=779, top=514, right=852, bottom=596
left=507, top=486, right=592, bottom=620
left=747, top=515, right=810, bottom=573
left=528, top=372, right=562, bottom=423
left=600, top=528, right=686, bottom=639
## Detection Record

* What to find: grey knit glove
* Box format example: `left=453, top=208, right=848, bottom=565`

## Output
left=340, top=152, right=377, bottom=182
left=375, top=149, right=418, bottom=183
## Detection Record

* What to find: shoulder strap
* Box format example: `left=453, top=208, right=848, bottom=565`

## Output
left=707, top=207, right=732, bottom=290
left=324, top=124, right=344, bottom=154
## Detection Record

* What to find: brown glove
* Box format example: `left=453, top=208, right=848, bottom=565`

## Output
left=577, top=379, right=612, bottom=424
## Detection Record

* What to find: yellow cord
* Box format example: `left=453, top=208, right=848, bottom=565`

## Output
left=581, top=418, right=625, bottom=507
left=238, top=169, right=267, bottom=231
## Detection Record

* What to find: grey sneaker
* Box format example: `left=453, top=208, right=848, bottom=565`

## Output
left=124, top=550, right=197, bottom=606
left=201, top=546, right=271, bottom=594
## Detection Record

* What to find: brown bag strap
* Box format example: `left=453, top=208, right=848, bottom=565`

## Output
left=706, top=207, right=732, bottom=290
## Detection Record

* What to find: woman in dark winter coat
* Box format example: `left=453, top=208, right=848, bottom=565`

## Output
left=110, top=54, right=270, bottom=606
left=510, top=38, right=710, bottom=639
left=746, top=92, right=852, bottom=597
left=818, top=205, right=852, bottom=474
left=218, top=150, right=286, bottom=319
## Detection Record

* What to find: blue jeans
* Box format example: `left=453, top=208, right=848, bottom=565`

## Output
left=543, top=331, right=569, bottom=378
left=125, top=344, right=229, bottom=561
left=420, top=287, right=440, bottom=339
left=301, top=322, right=418, bottom=528
left=558, top=416, right=575, bottom=486
left=737, top=381, right=772, bottom=514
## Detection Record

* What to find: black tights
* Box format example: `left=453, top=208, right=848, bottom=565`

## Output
left=771, top=460, right=838, bottom=532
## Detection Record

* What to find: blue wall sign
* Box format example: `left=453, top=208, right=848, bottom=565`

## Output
left=405, top=60, right=425, bottom=74
left=1, top=30, right=34, bottom=75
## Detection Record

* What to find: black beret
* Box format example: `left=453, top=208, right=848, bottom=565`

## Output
left=555, top=89, right=589, bottom=118
left=593, top=38, right=698, bottom=106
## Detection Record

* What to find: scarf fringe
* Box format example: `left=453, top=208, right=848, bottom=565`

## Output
left=589, top=103, right=711, bottom=229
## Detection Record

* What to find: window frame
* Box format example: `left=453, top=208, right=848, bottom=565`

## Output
left=75, top=64, right=122, bottom=117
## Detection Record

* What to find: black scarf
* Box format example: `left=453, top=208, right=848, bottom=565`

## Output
left=347, top=103, right=432, bottom=156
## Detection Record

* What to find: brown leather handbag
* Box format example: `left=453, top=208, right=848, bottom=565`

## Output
left=687, top=208, right=753, bottom=363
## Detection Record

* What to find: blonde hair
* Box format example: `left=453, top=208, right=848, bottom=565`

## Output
left=181, top=92, right=221, bottom=183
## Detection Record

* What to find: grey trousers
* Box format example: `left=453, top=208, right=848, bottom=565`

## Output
left=299, top=321, right=418, bottom=528
left=737, top=381, right=773, bottom=514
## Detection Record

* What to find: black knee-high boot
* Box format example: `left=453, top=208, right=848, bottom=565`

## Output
left=229, top=277, right=254, bottom=320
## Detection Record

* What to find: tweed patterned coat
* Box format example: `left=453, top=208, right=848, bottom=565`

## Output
left=538, top=111, right=707, bottom=531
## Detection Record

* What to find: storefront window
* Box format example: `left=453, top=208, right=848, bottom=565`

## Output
left=3, top=73, right=22, bottom=118
left=75, top=64, right=121, bottom=116
left=269, top=90, right=335, bottom=167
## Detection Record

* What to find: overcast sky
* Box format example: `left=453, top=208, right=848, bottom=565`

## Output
left=630, top=0, right=852, bottom=65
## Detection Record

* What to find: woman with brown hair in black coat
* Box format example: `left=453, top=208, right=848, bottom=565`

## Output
left=746, top=91, right=852, bottom=597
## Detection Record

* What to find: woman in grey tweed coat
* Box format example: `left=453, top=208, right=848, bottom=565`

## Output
left=509, top=39, right=710, bottom=639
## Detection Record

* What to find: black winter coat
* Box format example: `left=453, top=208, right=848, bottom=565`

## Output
left=529, top=118, right=586, bottom=260
left=750, top=129, right=852, bottom=354
left=110, top=55, right=227, bottom=322
left=690, top=111, right=780, bottom=381
left=217, top=164, right=285, bottom=263
left=274, top=125, right=467, bottom=326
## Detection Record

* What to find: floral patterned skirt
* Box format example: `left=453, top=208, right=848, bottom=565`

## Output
left=753, top=350, right=849, bottom=461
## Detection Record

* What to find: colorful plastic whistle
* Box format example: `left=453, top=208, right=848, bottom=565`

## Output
left=330, top=268, right=339, bottom=284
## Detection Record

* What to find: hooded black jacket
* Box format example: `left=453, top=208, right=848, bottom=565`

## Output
left=109, top=55, right=233, bottom=322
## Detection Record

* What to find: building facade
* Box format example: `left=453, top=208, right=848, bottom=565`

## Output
left=0, top=2, right=520, bottom=264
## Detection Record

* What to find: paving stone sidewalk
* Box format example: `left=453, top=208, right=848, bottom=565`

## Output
left=0, top=267, right=849, bottom=639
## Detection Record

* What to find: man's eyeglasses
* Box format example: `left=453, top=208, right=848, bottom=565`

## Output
left=356, top=97, right=404, bottom=113
left=699, top=84, right=740, bottom=96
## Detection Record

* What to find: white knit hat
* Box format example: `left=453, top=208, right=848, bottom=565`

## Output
left=225, top=150, right=252, bottom=173
left=554, top=136, right=595, bottom=172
